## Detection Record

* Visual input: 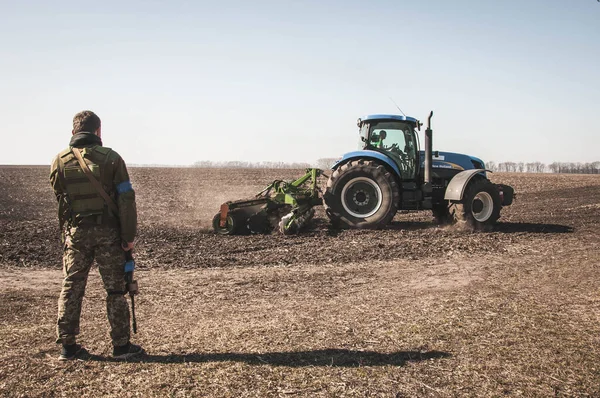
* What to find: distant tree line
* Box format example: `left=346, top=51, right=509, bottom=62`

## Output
left=316, top=158, right=338, bottom=169
left=193, top=159, right=600, bottom=174
left=487, top=161, right=600, bottom=174
left=192, top=158, right=340, bottom=169
left=193, top=160, right=312, bottom=169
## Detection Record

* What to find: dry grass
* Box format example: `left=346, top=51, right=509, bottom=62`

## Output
left=0, top=168, right=599, bottom=397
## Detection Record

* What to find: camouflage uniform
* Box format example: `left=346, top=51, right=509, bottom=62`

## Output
left=50, top=131, right=137, bottom=347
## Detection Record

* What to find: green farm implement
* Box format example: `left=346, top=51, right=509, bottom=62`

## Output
left=213, top=168, right=324, bottom=235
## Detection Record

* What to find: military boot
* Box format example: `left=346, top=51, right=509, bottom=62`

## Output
left=112, top=342, right=144, bottom=359
left=58, top=343, right=85, bottom=361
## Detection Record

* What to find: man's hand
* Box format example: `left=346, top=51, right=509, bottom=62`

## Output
left=122, top=241, right=134, bottom=251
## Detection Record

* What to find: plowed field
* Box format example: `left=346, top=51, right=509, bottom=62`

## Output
left=1, top=166, right=599, bottom=397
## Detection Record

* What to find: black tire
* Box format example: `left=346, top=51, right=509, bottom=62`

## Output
left=324, top=159, right=399, bottom=228
left=449, top=179, right=501, bottom=231
left=212, top=212, right=239, bottom=235
left=497, top=184, right=514, bottom=206
left=432, top=202, right=452, bottom=225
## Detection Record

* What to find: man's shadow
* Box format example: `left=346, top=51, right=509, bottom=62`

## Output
left=87, top=348, right=451, bottom=367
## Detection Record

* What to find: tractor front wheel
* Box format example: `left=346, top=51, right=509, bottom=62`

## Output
left=324, top=160, right=399, bottom=228
left=449, top=179, right=501, bottom=231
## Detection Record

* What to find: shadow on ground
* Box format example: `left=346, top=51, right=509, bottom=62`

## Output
left=85, top=348, right=451, bottom=367
left=325, top=220, right=574, bottom=235
left=495, top=222, right=574, bottom=234
left=324, top=221, right=433, bottom=236
left=385, top=221, right=435, bottom=231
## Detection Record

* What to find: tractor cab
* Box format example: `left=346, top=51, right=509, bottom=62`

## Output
left=358, top=114, right=420, bottom=180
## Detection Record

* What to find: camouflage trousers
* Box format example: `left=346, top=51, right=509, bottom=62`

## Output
left=57, top=225, right=130, bottom=346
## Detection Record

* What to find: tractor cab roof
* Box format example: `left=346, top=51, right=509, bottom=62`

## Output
left=361, top=114, right=419, bottom=124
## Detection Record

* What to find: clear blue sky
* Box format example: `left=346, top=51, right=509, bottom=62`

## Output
left=1, top=0, right=598, bottom=165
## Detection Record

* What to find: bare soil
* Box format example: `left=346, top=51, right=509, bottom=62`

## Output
left=0, top=167, right=599, bottom=397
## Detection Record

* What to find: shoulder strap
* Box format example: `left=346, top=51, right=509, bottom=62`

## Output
left=72, top=147, right=119, bottom=215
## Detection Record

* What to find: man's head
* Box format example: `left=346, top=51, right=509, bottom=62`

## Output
left=72, top=110, right=101, bottom=137
left=380, top=130, right=387, bottom=140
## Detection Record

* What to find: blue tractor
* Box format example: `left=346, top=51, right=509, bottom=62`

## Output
left=323, top=112, right=514, bottom=231
left=213, top=112, right=514, bottom=235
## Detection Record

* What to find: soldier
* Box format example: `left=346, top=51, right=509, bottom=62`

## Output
left=50, top=110, right=143, bottom=360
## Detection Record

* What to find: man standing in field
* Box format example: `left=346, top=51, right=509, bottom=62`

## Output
left=50, top=110, right=143, bottom=360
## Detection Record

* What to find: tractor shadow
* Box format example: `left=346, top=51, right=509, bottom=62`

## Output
left=86, top=348, right=451, bottom=367
left=323, top=220, right=574, bottom=235
left=323, top=221, right=433, bottom=236
left=384, top=221, right=434, bottom=231
left=494, top=222, right=573, bottom=234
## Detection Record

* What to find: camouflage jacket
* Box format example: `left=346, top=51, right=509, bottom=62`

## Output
left=50, top=132, right=137, bottom=243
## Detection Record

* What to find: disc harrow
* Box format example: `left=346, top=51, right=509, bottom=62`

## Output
left=213, top=168, right=323, bottom=235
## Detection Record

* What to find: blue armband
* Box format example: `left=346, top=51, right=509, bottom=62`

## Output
left=124, top=260, right=135, bottom=273
left=116, top=180, right=133, bottom=194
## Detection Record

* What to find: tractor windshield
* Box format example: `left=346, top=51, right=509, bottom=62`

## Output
left=365, top=121, right=418, bottom=180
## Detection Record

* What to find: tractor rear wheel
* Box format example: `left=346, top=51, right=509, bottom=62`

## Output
left=449, top=179, right=501, bottom=231
left=324, top=160, right=399, bottom=228
left=432, top=202, right=452, bottom=225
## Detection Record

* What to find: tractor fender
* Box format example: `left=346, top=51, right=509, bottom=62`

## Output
left=444, top=169, right=489, bottom=201
left=332, top=150, right=401, bottom=178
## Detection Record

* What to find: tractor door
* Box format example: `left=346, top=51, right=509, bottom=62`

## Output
left=369, top=123, right=418, bottom=180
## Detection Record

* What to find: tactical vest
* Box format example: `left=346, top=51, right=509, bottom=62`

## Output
left=56, top=146, right=118, bottom=226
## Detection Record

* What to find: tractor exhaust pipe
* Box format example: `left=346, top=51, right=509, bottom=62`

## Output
left=424, top=111, right=434, bottom=189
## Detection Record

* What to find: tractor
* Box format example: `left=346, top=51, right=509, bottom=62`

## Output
left=323, top=112, right=514, bottom=230
left=213, top=111, right=514, bottom=234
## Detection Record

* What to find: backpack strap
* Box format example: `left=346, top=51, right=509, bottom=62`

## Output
left=72, top=147, right=119, bottom=216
